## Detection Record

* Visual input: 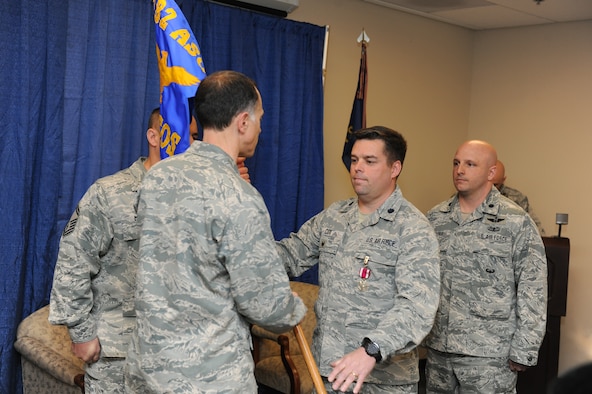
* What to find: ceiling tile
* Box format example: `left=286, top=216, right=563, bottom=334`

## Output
left=434, top=5, right=553, bottom=29
left=362, top=0, right=592, bottom=29
left=490, top=0, right=592, bottom=22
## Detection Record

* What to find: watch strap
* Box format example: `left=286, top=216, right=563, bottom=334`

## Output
left=361, top=337, right=382, bottom=362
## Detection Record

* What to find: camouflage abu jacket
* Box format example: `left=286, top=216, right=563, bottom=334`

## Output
left=49, top=158, right=146, bottom=358
left=496, top=183, right=545, bottom=235
left=425, top=188, right=547, bottom=366
left=125, top=142, right=306, bottom=393
left=277, top=187, right=440, bottom=385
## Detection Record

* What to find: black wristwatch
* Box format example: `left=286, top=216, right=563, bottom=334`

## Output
left=361, top=337, right=382, bottom=363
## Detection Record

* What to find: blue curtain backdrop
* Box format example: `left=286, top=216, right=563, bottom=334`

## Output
left=0, top=0, right=324, bottom=392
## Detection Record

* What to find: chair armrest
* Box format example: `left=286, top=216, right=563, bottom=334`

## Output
left=14, top=336, right=85, bottom=388
left=278, top=334, right=301, bottom=394
left=74, top=373, right=85, bottom=390
left=252, top=325, right=303, bottom=394
left=251, top=282, right=319, bottom=394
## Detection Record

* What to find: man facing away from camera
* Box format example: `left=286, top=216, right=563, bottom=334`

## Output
left=125, top=70, right=306, bottom=393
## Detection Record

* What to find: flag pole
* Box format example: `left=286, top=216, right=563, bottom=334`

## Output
left=293, top=324, right=327, bottom=394
left=342, top=29, right=369, bottom=171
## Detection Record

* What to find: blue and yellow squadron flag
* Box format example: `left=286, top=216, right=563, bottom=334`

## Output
left=342, top=40, right=367, bottom=171
left=154, top=0, right=207, bottom=159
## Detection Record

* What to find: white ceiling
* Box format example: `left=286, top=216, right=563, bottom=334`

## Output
left=362, top=0, right=592, bottom=30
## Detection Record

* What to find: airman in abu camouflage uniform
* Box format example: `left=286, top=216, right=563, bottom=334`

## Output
left=277, top=127, right=441, bottom=394
left=49, top=109, right=162, bottom=394
left=424, top=140, right=547, bottom=394
left=124, top=71, right=306, bottom=393
left=492, top=160, right=545, bottom=235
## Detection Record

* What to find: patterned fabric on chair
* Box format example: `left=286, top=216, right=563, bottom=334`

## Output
left=14, top=304, right=85, bottom=394
left=252, top=281, right=319, bottom=394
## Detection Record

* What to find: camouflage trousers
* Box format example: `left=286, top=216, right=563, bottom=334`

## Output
left=85, top=357, right=126, bottom=394
left=317, top=376, right=416, bottom=394
left=425, top=349, right=517, bottom=394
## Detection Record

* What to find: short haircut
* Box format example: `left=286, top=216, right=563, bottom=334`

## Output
left=148, top=107, right=160, bottom=130
left=351, top=126, right=407, bottom=166
left=194, top=70, right=259, bottom=130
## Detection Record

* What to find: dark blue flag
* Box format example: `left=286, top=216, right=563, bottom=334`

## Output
left=154, top=0, right=207, bottom=158
left=342, top=41, right=367, bottom=171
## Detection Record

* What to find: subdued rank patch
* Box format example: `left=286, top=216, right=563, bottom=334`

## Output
left=63, top=206, right=80, bottom=237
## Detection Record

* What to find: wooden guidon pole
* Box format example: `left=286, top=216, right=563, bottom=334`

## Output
left=293, top=324, right=327, bottom=394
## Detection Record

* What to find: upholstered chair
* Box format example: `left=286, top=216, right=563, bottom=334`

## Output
left=252, top=281, right=319, bottom=394
left=14, top=305, right=85, bottom=394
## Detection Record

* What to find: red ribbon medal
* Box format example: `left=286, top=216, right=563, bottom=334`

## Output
left=358, top=256, right=371, bottom=291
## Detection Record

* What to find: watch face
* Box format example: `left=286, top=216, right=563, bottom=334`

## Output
left=362, top=337, right=382, bottom=362
left=366, top=341, right=379, bottom=355
left=363, top=337, right=379, bottom=355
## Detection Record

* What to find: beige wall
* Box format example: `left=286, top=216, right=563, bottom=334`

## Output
left=289, top=0, right=592, bottom=375
left=290, top=0, right=472, bottom=212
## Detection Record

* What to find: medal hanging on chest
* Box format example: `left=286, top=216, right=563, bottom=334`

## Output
left=358, top=256, right=371, bottom=291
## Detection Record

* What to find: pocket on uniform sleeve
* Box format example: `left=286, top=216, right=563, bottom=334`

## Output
left=122, top=221, right=141, bottom=241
